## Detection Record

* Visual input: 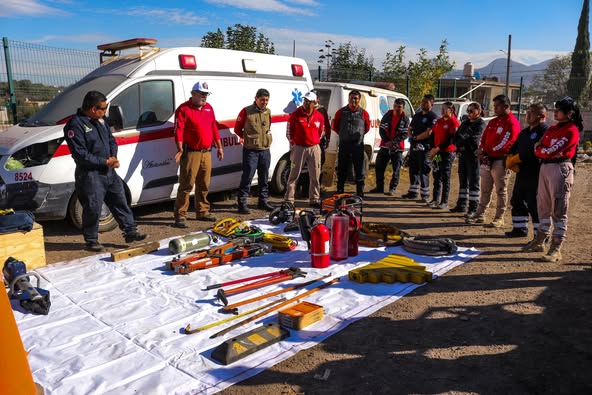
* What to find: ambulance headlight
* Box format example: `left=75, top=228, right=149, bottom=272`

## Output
left=4, top=138, right=64, bottom=170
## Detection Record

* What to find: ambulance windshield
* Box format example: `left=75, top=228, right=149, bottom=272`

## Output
left=22, top=75, right=126, bottom=127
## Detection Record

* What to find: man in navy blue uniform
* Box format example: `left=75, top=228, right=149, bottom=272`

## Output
left=401, top=94, right=438, bottom=202
left=63, top=91, right=147, bottom=252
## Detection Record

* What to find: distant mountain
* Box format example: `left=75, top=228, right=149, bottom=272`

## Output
left=446, top=58, right=552, bottom=86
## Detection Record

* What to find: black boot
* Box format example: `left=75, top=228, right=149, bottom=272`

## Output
left=257, top=200, right=275, bottom=211
left=505, top=228, right=528, bottom=238
left=238, top=202, right=250, bottom=215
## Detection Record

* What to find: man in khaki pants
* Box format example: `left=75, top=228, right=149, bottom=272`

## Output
left=284, top=91, right=325, bottom=207
left=172, top=81, right=224, bottom=228
left=467, top=95, right=520, bottom=227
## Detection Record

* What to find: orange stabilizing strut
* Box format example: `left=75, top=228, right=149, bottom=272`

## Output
left=216, top=267, right=306, bottom=306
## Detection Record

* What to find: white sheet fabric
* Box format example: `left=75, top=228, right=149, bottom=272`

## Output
left=13, top=219, right=479, bottom=394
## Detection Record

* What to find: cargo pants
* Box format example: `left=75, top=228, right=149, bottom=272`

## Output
left=174, top=150, right=212, bottom=220
left=537, top=162, right=574, bottom=241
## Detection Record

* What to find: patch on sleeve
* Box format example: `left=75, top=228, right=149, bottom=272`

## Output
left=67, top=130, right=75, bottom=138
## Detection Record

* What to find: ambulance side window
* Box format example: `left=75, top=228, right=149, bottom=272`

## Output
left=111, top=80, right=174, bottom=130
left=388, top=96, right=414, bottom=116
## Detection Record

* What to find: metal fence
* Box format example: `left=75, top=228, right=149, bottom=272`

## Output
left=0, top=37, right=98, bottom=129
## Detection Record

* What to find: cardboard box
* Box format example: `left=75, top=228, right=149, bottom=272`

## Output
left=0, top=222, right=46, bottom=270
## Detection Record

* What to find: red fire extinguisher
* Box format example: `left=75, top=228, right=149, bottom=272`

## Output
left=310, top=223, right=330, bottom=268
left=347, top=209, right=361, bottom=257
left=326, top=210, right=349, bottom=261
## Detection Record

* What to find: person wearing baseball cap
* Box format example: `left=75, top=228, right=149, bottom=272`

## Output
left=284, top=91, right=325, bottom=207
left=172, top=81, right=223, bottom=227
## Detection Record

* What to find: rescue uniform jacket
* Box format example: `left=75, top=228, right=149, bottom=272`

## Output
left=510, top=123, right=549, bottom=175
left=535, top=122, right=580, bottom=161
left=409, top=110, right=438, bottom=148
left=234, top=103, right=272, bottom=150
left=174, top=100, right=220, bottom=150
left=64, top=109, right=116, bottom=174
left=286, top=106, right=325, bottom=146
left=479, top=112, right=520, bottom=159
left=432, top=116, right=460, bottom=153
left=379, top=110, right=409, bottom=150
left=332, top=105, right=370, bottom=145
left=452, top=118, right=486, bottom=156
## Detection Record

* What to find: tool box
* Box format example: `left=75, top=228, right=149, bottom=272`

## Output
left=321, top=193, right=362, bottom=214
left=278, top=301, right=324, bottom=330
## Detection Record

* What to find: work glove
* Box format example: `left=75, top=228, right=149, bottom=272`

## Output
left=505, top=153, right=521, bottom=170
left=509, top=164, right=520, bottom=173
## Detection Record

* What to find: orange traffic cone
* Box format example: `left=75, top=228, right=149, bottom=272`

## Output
left=0, top=288, right=38, bottom=395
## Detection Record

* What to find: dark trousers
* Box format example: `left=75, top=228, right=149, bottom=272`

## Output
left=375, top=147, right=403, bottom=192
left=407, top=149, right=431, bottom=198
left=456, top=152, right=480, bottom=210
left=337, top=143, right=365, bottom=193
left=432, top=152, right=455, bottom=204
left=238, top=148, right=271, bottom=205
left=75, top=169, right=135, bottom=243
left=511, top=171, right=539, bottom=230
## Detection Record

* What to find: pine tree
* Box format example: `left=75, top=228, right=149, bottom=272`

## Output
left=567, top=0, right=590, bottom=103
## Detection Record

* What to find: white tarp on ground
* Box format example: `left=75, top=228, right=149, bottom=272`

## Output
left=13, top=219, right=479, bottom=395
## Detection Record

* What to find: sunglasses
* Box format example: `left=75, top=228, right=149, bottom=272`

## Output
left=95, top=105, right=108, bottom=111
left=467, top=109, right=476, bottom=114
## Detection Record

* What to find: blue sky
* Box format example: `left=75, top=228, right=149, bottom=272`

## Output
left=0, top=0, right=587, bottom=69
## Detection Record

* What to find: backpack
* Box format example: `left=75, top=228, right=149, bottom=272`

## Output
left=0, top=209, right=35, bottom=234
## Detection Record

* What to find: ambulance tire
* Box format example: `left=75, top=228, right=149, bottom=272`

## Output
left=67, top=192, right=118, bottom=232
left=270, top=154, right=291, bottom=195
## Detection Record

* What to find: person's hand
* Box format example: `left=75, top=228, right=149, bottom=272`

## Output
left=106, top=156, right=119, bottom=168
left=217, top=148, right=224, bottom=161
left=174, top=149, right=183, bottom=164
left=428, top=147, right=438, bottom=158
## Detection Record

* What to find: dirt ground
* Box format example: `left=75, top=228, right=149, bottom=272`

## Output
left=40, top=163, right=592, bottom=395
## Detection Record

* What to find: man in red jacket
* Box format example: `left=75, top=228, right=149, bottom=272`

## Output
left=172, top=81, right=224, bottom=228
left=284, top=91, right=325, bottom=207
left=467, top=95, right=520, bottom=227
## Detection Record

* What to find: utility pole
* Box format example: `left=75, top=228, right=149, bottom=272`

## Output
left=505, top=34, right=512, bottom=97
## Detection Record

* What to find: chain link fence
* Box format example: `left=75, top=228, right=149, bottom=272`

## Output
left=0, top=37, right=98, bottom=130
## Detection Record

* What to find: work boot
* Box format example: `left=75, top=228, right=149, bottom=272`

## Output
left=173, top=219, right=189, bottom=229
left=124, top=231, right=148, bottom=243
left=427, top=200, right=438, bottom=208
left=488, top=217, right=504, bottom=228
left=401, top=192, right=418, bottom=199
left=257, top=201, right=275, bottom=211
left=369, top=186, right=384, bottom=194
left=238, top=202, right=251, bottom=215
left=522, top=231, right=549, bottom=252
left=466, top=213, right=484, bottom=224
left=449, top=204, right=466, bottom=213
left=436, top=202, right=448, bottom=210
left=85, top=241, right=106, bottom=252
left=542, top=239, right=563, bottom=262
left=505, top=228, right=528, bottom=238
left=385, top=188, right=396, bottom=196
left=197, top=214, right=217, bottom=222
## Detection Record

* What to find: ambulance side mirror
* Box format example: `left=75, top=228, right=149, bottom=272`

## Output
left=107, top=105, right=124, bottom=131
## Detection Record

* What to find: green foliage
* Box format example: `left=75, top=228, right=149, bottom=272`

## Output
left=200, top=24, right=275, bottom=54
left=526, top=55, right=571, bottom=105
left=567, top=0, right=590, bottom=103
left=0, top=80, right=63, bottom=123
left=381, top=40, right=454, bottom=106
left=329, top=42, right=376, bottom=82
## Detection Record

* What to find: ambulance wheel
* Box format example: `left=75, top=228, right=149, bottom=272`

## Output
left=271, top=154, right=291, bottom=195
left=67, top=192, right=118, bottom=232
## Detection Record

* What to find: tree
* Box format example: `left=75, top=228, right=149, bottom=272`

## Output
left=329, top=42, right=376, bottom=82
left=567, top=0, right=590, bottom=104
left=380, top=40, right=455, bottom=105
left=200, top=28, right=224, bottom=49
left=526, top=55, right=571, bottom=106
left=200, top=24, right=275, bottom=54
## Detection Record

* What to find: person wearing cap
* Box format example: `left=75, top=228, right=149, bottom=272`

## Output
left=172, top=81, right=223, bottom=227
left=371, top=97, right=409, bottom=196
left=331, top=90, right=371, bottom=196
left=63, top=90, right=147, bottom=252
left=504, top=103, right=549, bottom=239
left=234, top=88, right=274, bottom=214
left=524, top=97, right=582, bottom=262
left=466, top=94, right=520, bottom=228
left=284, top=91, right=325, bottom=207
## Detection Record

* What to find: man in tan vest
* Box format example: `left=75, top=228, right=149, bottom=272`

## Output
left=234, top=88, right=274, bottom=214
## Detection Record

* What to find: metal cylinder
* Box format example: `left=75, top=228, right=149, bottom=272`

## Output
left=168, top=232, right=212, bottom=254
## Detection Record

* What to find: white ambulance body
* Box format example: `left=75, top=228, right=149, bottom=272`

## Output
left=313, top=82, right=414, bottom=185
left=0, top=40, right=312, bottom=231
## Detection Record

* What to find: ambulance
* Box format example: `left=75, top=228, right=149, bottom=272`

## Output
left=0, top=38, right=313, bottom=231
left=313, top=82, right=414, bottom=186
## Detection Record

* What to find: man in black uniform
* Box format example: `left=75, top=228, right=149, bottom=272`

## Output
left=504, top=103, right=549, bottom=238
left=401, top=94, right=438, bottom=201
left=450, top=102, right=486, bottom=216
left=63, top=91, right=147, bottom=252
